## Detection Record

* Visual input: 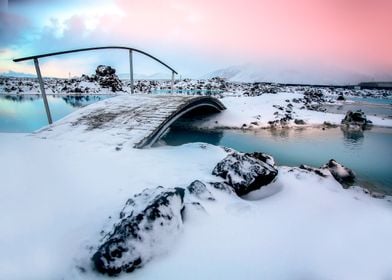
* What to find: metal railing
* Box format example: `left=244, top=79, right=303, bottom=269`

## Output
left=13, top=46, right=178, bottom=124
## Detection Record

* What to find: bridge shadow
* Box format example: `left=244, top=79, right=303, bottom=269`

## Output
left=158, top=107, right=224, bottom=146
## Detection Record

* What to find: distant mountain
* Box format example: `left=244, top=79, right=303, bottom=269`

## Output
left=118, top=72, right=172, bottom=80
left=0, top=71, right=36, bottom=78
left=202, top=63, right=392, bottom=86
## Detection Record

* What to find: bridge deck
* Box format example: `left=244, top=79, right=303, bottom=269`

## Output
left=36, top=95, right=225, bottom=148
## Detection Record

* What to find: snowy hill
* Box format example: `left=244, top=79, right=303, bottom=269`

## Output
left=203, top=63, right=392, bottom=85
left=0, top=71, right=36, bottom=78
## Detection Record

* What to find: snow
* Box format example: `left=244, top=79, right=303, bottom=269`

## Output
left=0, top=132, right=391, bottom=280
left=187, top=93, right=392, bottom=129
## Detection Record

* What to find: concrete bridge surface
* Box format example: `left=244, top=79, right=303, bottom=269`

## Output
left=36, top=94, right=226, bottom=148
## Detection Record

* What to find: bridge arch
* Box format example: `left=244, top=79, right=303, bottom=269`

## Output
left=136, top=96, right=226, bottom=148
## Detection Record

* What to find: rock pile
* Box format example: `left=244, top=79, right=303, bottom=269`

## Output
left=92, top=65, right=123, bottom=92
left=212, top=151, right=278, bottom=196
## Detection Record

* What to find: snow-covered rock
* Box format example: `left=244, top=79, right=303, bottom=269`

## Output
left=92, top=187, right=185, bottom=276
left=299, top=164, right=330, bottom=178
left=93, top=65, right=123, bottom=92
left=300, top=159, right=356, bottom=186
left=322, top=159, right=356, bottom=184
left=212, top=151, right=278, bottom=196
left=341, top=110, right=373, bottom=129
left=95, top=65, right=116, bottom=77
left=186, top=180, right=215, bottom=201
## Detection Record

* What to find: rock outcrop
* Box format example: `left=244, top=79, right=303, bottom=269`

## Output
left=341, top=110, right=372, bottom=129
left=299, top=159, right=355, bottom=185
left=93, top=65, right=123, bottom=92
left=212, top=151, right=278, bottom=196
left=92, top=187, right=185, bottom=276
left=321, top=159, right=355, bottom=184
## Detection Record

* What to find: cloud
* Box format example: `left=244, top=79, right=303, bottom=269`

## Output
left=0, top=11, right=31, bottom=46
left=2, top=0, right=392, bottom=78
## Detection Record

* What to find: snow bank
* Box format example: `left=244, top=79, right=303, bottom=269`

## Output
left=188, top=93, right=392, bottom=129
left=0, top=133, right=391, bottom=279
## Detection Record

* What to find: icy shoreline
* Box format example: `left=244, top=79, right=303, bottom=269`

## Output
left=0, top=132, right=391, bottom=279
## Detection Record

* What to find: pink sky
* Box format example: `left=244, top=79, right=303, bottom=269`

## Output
left=1, top=0, right=391, bottom=79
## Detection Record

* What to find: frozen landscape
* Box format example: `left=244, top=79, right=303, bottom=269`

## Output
left=1, top=67, right=392, bottom=279
left=2, top=0, right=392, bottom=278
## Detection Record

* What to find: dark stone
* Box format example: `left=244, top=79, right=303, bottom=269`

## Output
left=341, top=110, right=372, bottom=129
left=321, top=159, right=355, bottom=184
left=294, top=119, right=306, bottom=125
left=337, top=95, right=345, bottom=101
left=245, top=152, right=275, bottom=166
left=96, top=65, right=116, bottom=76
left=299, top=164, right=328, bottom=177
left=93, top=65, right=123, bottom=92
left=92, top=187, right=185, bottom=276
left=212, top=151, right=278, bottom=196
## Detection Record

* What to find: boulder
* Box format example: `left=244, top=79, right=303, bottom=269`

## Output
left=294, top=119, right=306, bottom=125
left=212, top=151, right=278, bottom=196
left=96, top=65, right=116, bottom=76
left=92, top=187, right=185, bottom=276
left=322, top=159, right=355, bottom=184
left=341, top=110, right=372, bottom=129
left=94, top=65, right=123, bottom=92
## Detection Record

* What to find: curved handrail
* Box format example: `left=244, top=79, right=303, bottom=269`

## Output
left=13, top=46, right=178, bottom=74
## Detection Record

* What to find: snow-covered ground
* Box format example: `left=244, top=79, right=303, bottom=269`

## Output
left=1, top=73, right=392, bottom=279
left=0, top=133, right=391, bottom=280
left=187, top=92, right=392, bottom=129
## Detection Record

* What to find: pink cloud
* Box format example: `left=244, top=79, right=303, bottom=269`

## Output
left=108, top=0, right=392, bottom=70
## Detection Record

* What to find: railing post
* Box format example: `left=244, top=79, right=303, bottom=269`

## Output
left=171, top=71, right=175, bottom=94
left=33, top=58, right=52, bottom=124
left=129, top=49, right=134, bottom=94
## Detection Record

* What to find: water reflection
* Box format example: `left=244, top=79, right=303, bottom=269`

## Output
left=268, top=128, right=290, bottom=139
left=2, top=94, right=41, bottom=102
left=341, top=127, right=364, bottom=148
left=0, top=94, right=114, bottom=132
left=161, top=125, right=223, bottom=146
left=1, top=94, right=110, bottom=108
left=61, top=95, right=109, bottom=107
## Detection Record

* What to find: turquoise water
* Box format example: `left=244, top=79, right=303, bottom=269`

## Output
left=162, top=126, right=392, bottom=194
left=348, top=97, right=392, bottom=105
left=153, top=89, right=223, bottom=95
left=0, top=95, right=114, bottom=132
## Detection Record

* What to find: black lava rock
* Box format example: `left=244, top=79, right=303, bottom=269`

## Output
left=294, top=119, right=306, bottom=125
left=341, top=110, right=372, bottom=129
left=93, top=65, right=123, bottom=92
left=96, top=65, right=116, bottom=76
left=322, top=159, right=355, bottom=184
left=92, top=187, right=185, bottom=276
left=212, top=151, right=278, bottom=196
